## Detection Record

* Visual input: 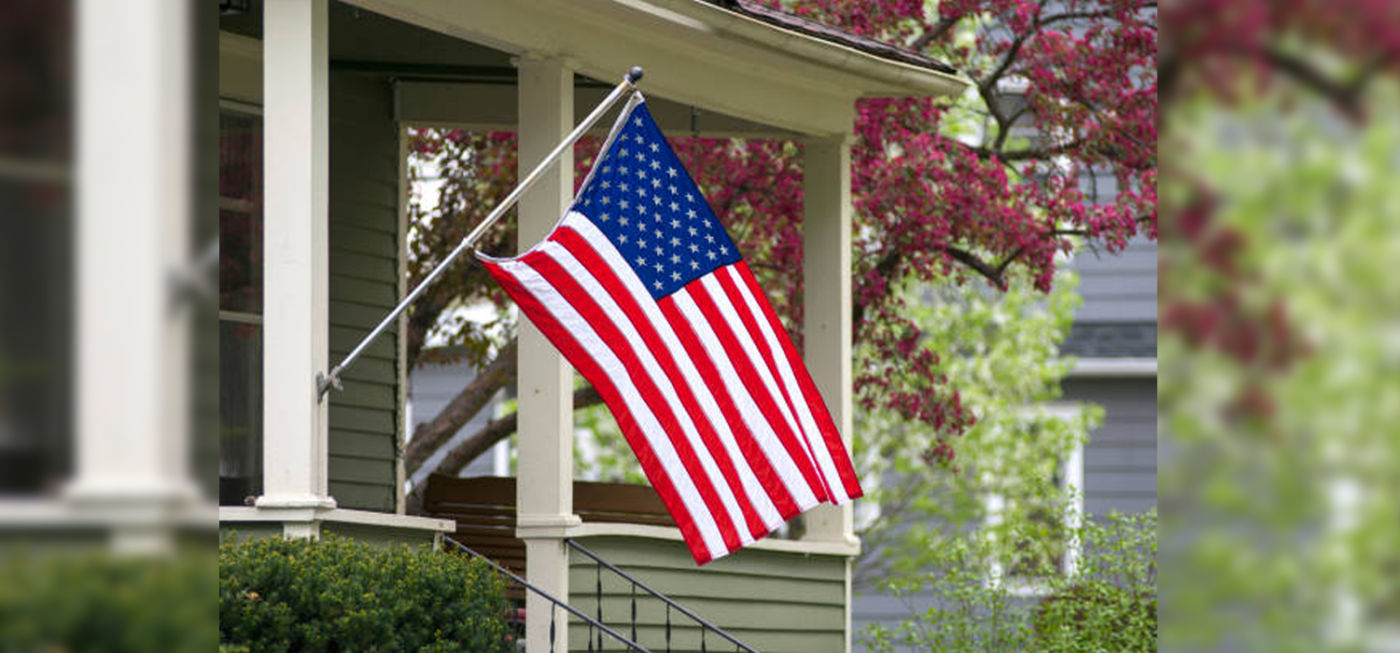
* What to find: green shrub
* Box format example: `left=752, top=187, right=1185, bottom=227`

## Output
left=862, top=510, right=1156, bottom=653
left=0, top=548, right=217, bottom=652
left=219, top=534, right=511, bottom=653
left=1033, top=511, right=1157, bottom=653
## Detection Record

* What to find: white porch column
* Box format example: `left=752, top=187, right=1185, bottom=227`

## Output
left=801, top=134, right=857, bottom=651
left=801, top=133, right=856, bottom=543
left=515, top=56, right=580, bottom=652
left=256, top=0, right=335, bottom=524
left=69, top=0, right=198, bottom=551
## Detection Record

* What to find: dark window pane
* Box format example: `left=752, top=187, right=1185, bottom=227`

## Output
left=0, top=0, right=73, bottom=495
left=219, top=320, right=262, bottom=505
left=219, top=111, right=262, bottom=313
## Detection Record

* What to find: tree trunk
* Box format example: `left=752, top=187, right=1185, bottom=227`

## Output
left=405, top=385, right=603, bottom=515
left=403, top=338, right=518, bottom=476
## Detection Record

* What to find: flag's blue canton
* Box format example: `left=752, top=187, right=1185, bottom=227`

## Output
left=574, top=103, right=742, bottom=299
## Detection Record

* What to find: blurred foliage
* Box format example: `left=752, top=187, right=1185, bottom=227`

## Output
left=853, top=269, right=1100, bottom=584
left=219, top=535, right=511, bottom=652
left=863, top=510, right=1157, bottom=653
left=1161, top=1, right=1400, bottom=650
left=0, top=549, right=216, bottom=653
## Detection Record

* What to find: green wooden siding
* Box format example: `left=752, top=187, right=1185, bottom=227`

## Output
left=327, top=71, right=401, bottom=512
left=567, top=536, right=848, bottom=653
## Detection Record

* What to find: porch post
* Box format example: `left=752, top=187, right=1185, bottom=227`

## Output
left=256, top=0, right=335, bottom=527
left=801, top=132, right=857, bottom=652
left=515, top=56, right=580, bottom=652
left=68, top=0, right=198, bottom=551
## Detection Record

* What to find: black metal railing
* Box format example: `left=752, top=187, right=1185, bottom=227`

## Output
left=445, top=536, right=650, bottom=652
left=565, top=539, right=760, bottom=653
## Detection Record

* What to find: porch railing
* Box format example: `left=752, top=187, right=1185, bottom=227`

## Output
left=430, top=476, right=763, bottom=652
left=446, top=536, right=649, bottom=652
left=566, top=538, right=760, bottom=653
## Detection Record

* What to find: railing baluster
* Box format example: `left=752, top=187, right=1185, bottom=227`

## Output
left=665, top=604, right=672, bottom=653
left=631, top=584, right=637, bottom=647
left=702, top=628, right=707, bottom=653
left=597, top=561, right=604, bottom=652
left=550, top=605, right=557, bottom=653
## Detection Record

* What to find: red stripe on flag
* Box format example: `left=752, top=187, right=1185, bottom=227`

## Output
left=682, top=282, right=829, bottom=503
left=653, top=297, right=805, bottom=521
left=480, top=260, right=717, bottom=564
left=519, top=250, right=745, bottom=553
left=734, top=262, right=863, bottom=500
left=711, top=267, right=833, bottom=502
left=550, top=229, right=770, bottom=539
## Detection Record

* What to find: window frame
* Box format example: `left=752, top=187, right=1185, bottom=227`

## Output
left=981, top=401, right=1086, bottom=597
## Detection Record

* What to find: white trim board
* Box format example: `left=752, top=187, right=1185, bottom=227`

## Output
left=220, top=506, right=455, bottom=533
left=1068, top=357, right=1157, bottom=378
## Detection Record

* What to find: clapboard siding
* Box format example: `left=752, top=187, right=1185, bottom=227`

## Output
left=327, top=71, right=400, bottom=513
left=1062, top=378, right=1158, bottom=516
left=568, top=536, right=848, bottom=653
left=1066, top=236, right=1157, bottom=322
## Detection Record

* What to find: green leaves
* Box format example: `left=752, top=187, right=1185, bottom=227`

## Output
left=0, top=549, right=217, bottom=653
left=218, top=535, right=511, bottom=653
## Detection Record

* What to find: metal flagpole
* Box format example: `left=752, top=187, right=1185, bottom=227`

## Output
left=316, top=66, right=645, bottom=400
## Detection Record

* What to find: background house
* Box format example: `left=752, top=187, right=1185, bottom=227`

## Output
left=849, top=239, right=1159, bottom=648
left=217, top=1, right=967, bottom=651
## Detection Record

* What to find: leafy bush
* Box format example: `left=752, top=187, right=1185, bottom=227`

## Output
left=863, top=510, right=1156, bottom=653
left=219, top=534, right=511, bottom=652
left=0, top=548, right=217, bottom=652
left=1034, top=511, right=1157, bottom=653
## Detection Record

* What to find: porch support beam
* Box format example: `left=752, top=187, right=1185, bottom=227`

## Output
left=800, top=131, right=857, bottom=652
left=68, top=0, right=199, bottom=551
left=256, top=0, right=335, bottom=522
left=515, top=55, right=581, bottom=653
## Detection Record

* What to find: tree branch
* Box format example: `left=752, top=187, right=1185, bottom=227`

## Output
left=910, top=15, right=959, bottom=52
left=974, top=137, right=1087, bottom=161
left=947, top=246, right=1007, bottom=287
left=403, top=337, right=518, bottom=477
left=405, top=384, right=605, bottom=515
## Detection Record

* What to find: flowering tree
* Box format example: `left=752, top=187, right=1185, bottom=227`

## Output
left=1159, top=1, right=1400, bottom=650
left=402, top=0, right=1157, bottom=509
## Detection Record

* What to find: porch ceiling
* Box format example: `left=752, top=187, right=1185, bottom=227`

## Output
left=340, top=0, right=969, bottom=136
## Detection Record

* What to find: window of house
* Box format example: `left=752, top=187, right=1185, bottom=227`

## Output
left=0, top=0, right=73, bottom=495
left=219, top=105, right=263, bottom=505
left=982, top=403, right=1086, bottom=597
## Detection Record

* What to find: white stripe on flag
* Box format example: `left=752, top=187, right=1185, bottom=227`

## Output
left=500, top=260, right=730, bottom=560
left=564, top=214, right=788, bottom=529
left=692, top=276, right=826, bottom=497
left=720, top=265, right=851, bottom=504
left=669, top=290, right=822, bottom=511
left=537, top=240, right=757, bottom=544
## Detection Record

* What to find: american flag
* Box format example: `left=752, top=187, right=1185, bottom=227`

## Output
left=479, top=97, right=862, bottom=564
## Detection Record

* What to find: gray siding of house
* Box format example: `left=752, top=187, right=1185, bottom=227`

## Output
left=327, top=71, right=401, bottom=512
left=1062, top=377, right=1158, bottom=516
left=1066, top=236, right=1157, bottom=323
